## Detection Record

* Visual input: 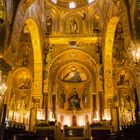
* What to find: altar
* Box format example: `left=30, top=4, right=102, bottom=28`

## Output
left=63, top=126, right=84, bottom=137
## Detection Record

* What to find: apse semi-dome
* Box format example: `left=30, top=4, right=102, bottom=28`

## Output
left=49, top=0, right=97, bottom=9
left=57, top=65, right=90, bottom=83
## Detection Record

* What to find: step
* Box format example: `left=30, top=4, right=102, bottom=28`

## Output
left=63, top=137, right=89, bottom=140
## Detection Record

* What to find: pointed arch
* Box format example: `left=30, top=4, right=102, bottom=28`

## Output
left=25, top=19, right=43, bottom=105
left=45, top=49, right=99, bottom=109
left=104, top=17, right=119, bottom=102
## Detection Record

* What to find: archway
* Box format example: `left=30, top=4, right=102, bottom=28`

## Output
left=104, top=17, right=119, bottom=103
left=104, top=17, right=119, bottom=124
left=25, top=19, right=43, bottom=106
left=116, top=67, right=135, bottom=127
left=45, top=48, right=101, bottom=126
left=6, top=18, right=43, bottom=130
left=7, top=67, right=32, bottom=129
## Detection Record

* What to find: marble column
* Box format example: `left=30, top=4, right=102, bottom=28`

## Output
left=134, top=68, right=140, bottom=124
left=29, top=97, right=40, bottom=131
left=99, top=91, right=104, bottom=120
left=42, top=92, right=48, bottom=120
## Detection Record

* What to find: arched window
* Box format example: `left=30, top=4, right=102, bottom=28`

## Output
left=69, top=1, right=76, bottom=9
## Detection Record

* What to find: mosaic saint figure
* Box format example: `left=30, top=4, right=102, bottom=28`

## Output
left=120, top=92, right=133, bottom=123
left=70, top=19, right=78, bottom=34
left=117, top=71, right=129, bottom=86
left=82, top=88, right=89, bottom=108
left=59, top=87, right=65, bottom=109
left=62, top=67, right=81, bottom=83
left=46, top=16, right=52, bottom=35
left=68, top=88, right=81, bottom=110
